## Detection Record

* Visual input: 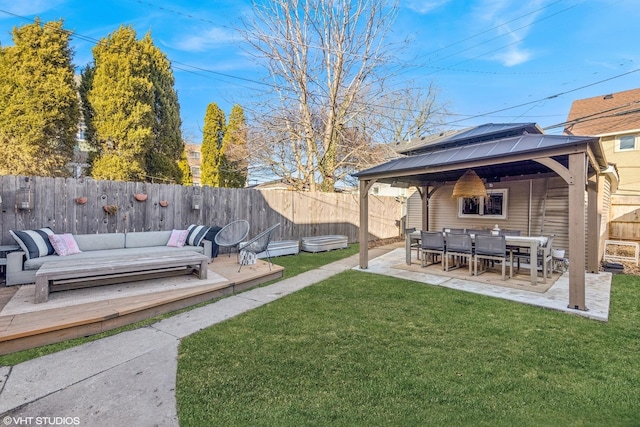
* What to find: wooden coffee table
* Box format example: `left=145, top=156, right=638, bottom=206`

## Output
left=34, top=252, right=208, bottom=303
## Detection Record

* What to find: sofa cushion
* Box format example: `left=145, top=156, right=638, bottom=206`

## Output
left=74, top=233, right=125, bottom=251
left=167, top=229, right=189, bottom=247
left=49, top=234, right=82, bottom=256
left=22, top=245, right=205, bottom=271
left=186, top=225, right=210, bottom=246
left=126, top=231, right=172, bottom=248
left=24, top=248, right=136, bottom=270
left=10, top=228, right=55, bottom=259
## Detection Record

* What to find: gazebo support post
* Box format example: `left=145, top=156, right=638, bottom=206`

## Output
left=359, top=179, right=375, bottom=269
left=587, top=174, right=600, bottom=274
left=568, top=153, right=587, bottom=310
left=421, top=185, right=429, bottom=232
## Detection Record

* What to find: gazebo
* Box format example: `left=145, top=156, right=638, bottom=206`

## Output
left=354, top=125, right=612, bottom=311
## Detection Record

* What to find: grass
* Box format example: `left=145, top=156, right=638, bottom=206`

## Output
left=0, top=244, right=360, bottom=366
left=176, top=273, right=640, bottom=427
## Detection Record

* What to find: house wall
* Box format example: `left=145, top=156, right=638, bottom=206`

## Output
left=185, top=143, right=202, bottom=186
left=600, top=134, right=640, bottom=195
left=406, top=177, right=571, bottom=256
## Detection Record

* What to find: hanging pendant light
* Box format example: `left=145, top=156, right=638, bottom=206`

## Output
left=452, top=169, right=488, bottom=199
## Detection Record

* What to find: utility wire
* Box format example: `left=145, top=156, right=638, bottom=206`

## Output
left=0, top=7, right=636, bottom=132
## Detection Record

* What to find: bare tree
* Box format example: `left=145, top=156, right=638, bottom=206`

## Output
left=241, top=0, right=447, bottom=191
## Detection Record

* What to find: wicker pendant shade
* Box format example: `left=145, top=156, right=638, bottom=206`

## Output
left=452, top=169, right=488, bottom=198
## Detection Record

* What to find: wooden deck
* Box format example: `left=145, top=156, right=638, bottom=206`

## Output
left=0, top=256, right=283, bottom=355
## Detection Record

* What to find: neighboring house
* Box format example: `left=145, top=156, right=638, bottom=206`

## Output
left=564, top=87, right=640, bottom=195
left=185, top=143, right=202, bottom=185
left=246, top=179, right=294, bottom=191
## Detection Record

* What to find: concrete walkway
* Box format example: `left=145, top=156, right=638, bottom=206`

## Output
left=0, top=247, right=391, bottom=426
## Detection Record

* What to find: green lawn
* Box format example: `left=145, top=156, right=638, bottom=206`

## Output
left=0, top=244, right=360, bottom=365
left=177, top=272, right=640, bottom=427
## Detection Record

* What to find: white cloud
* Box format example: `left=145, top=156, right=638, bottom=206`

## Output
left=171, top=27, right=238, bottom=52
left=471, top=0, right=551, bottom=66
left=0, top=0, right=65, bottom=18
left=405, top=0, right=452, bottom=14
left=493, top=45, right=531, bottom=66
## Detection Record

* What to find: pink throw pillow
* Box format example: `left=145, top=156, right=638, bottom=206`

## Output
left=167, top=229, right=189, bottom=247
left=48, top=234, right=82, bottom=257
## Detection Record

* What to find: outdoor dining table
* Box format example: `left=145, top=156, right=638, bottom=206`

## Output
left=406, top=231, right=548, bottom=285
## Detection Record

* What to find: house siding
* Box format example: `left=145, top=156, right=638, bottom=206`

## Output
left=406, top=177, right=571, bottom=256
left=600, top=134, right=640, bottom=195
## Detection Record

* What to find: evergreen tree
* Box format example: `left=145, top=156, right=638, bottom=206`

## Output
left=141, top=33, right=184, bottom=183
left=200, top=103, right=226, bottom=187
left=220, top=104, right=248, bottom=188
left=0, top=19, right=79, bottom=176
left=178, top=148, right=193, bottom=185
left=88, top=25, right=154, bottom=181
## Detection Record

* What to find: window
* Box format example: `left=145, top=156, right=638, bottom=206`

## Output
left=616, top=135, right=637, bottom=151
left=191, top=166, right=200, bottom=176
left=458, top=189, right=508, bottom=219
left=190, top=151, right=201, bottom=159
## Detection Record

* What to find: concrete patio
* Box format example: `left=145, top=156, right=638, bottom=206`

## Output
left=355, top=247, right=612, bottom=321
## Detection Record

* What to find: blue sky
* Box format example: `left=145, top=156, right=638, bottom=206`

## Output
left=0, top=0, right=637, bottom=140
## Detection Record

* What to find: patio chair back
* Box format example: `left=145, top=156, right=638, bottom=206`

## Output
left=475, top=234, right=506, bottom=257
left=420, top=231, right=444, bottom=251
left=238, top=223, right=281, bottom=272
left=215, top=220, right=250, bottom=255
left=499, top=229, right=521, bottom=236
left=446, top=233, right=472, bottom=254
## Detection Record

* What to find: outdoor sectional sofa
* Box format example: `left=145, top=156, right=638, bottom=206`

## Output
left=6, top=227, right=212, bottom=287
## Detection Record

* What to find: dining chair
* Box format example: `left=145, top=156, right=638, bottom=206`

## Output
left=474, top=234, right=513, bottom=280
left=420, top=231, right=445, bottom=269
left=444, top=233, right=473, bottom=275
left=406, top=227, right=421, bottom=261
left=513, top=234, right=555, bottom=283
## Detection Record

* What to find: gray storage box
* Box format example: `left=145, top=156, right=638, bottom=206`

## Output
left=259, top=240, right=300, bottom=258
left=301, top=235, right=348, bottom=253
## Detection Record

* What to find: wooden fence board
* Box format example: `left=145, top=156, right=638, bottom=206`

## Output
left=0, top=175, right=400, bottom=246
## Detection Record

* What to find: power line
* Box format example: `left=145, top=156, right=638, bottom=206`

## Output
left=446, top=67, right=640, bottom=126
left=0, top=7, right=637, bottom=134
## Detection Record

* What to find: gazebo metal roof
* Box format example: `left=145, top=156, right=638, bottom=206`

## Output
left=356, top=133, right=606, bottom=186
left=394, top=122, right=543, bottom=155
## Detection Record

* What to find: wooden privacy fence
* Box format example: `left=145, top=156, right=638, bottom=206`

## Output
left=0, top=175, right=401, bottom=246
left=609, top=194, right=640, bottom=242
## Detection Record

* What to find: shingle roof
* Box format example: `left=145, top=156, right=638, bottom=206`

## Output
left=564, top=87, right=640, bottom=136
